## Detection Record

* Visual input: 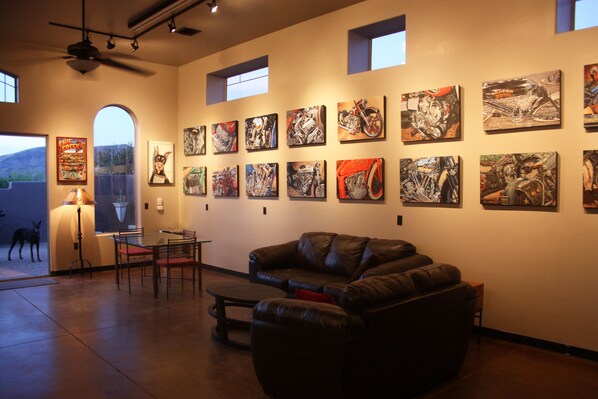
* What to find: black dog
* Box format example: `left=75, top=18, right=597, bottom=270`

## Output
left=8, top=220, right=42, bottom=262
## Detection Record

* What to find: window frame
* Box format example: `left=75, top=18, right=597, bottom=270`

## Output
left=206, top=56, right=269, bottom=105
left=0, top=69, right=19, bottom=103
left=557, top=0, right=598, bottom=32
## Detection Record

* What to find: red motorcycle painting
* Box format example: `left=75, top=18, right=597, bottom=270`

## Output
left=336, top=158, right=383, bottom=200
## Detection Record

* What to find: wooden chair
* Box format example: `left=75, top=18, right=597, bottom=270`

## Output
left=114, top=227, right=153, bottom=293
left=156, top=238, right=198, bottom=299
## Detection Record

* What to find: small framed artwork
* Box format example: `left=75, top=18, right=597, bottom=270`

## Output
left=246, top=163, right=278, bottom=197
left=336, top=158, right=384, bottom=201
left=401, top=86, right=461, bottom=142
left=583, top=150, right=598, bottom=208
left=212, top=165, right=239, bottom=197
left=56, top=137, right=88, bottom=183
left=480, top=152, right=557, bottom=206
left=482, top=70, right=561, bottom=131
left=212, top=121, right=238, bottom=154
left=337, top=96, right=385, bottom=142
left=286, top=106, right=326, bottom=146
left=583, top=64, right=598, bottom=127
left=245, top=113, right=278, bottom=150
left=400, top=156, right=460, bottom=203
left=287, top=160, right=326, bottom=198
left=183, top=166, right=207, bottom=195
left=184, top=126, right=206, bottom=156
left=148, top=141, right=174, bottom=184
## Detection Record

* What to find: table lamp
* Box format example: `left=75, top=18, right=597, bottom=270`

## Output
left=62, top=188, right=95, bottom=277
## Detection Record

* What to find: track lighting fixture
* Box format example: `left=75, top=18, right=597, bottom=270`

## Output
left=207, top=1, right=218, bottom=13
left=131, top=38, right=139, bottom=51
left=106, top=35, right=116, bottom=49
left=168, top=17, right=176, bottom=33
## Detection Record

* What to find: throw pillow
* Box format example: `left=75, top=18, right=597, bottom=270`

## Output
left=295, top=289, right=336, bottom=305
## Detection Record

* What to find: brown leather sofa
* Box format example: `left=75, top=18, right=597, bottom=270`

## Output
left=249, top=232, right=433, bottom=299
left=251, top=263, right=477, bottom=399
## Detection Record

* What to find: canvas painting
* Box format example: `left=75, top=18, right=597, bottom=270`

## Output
left=336, top=158, right=384, bottom=200
left=212, top=121, right=238, bottom=154
left=583, top=150, right=598, bottom=208
left=183, top=166, right=206, bottom=195
left=480, top=152, right=557, bottom=206
left=286, top=105, right=326, bottom=146
left=401, top=86, right=461, bottom=142
left=183, top=126, right=206, bottom=156
left=246, top=163, right=278, bottom=197
left=287, top=160, right=326, bottom=198
left=482, top=70, right=561, bottom=131
left=212, top=165, right=239, bottom=197
left=337, top=96, right=385, bottom=141
left=148, top=141, right=174, bottom=184
left=56, top=137, right=87, bottom=183
left=584, top=64, right=598, bottom=127
left=400, top=156, right=460, bottom=203
left=245, top=113, right=278, bottom=150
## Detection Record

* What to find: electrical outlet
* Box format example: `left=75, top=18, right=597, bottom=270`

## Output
left=263, top=207, right=267, bottom=215
left=397, top=215, right=403, bottom=226
left=205, top=204, right=208, bottom=211
left=144, top=203, right=148, bottom=210
left=74, top=242, right=79, bottom=250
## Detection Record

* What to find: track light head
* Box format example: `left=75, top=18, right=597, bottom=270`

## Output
left=131, top=39, right=139, bottom=51
left=207, top=1, right=218, bottom=13
left=106, top=36, right=116, bottom=50
left=168, top=17, right=176, bottom=33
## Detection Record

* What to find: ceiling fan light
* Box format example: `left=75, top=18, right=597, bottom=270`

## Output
left=67, top=58, right=100, bottom=75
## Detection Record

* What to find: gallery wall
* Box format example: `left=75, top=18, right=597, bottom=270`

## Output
left=177, top=0, right=598, bottom=352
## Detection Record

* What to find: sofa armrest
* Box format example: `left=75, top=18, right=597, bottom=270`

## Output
left=249, top=240, right=298, bottom=280
left=360, top=253, right=433, bottom=278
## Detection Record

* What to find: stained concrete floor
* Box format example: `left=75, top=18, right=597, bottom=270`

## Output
left=0, top=269, right=597, bottom=399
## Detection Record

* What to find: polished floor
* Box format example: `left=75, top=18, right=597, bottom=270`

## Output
left=0, top=269, right=597, bottom=399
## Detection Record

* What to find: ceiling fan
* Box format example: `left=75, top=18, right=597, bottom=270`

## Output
left=50, top=0, right=153, bottom=76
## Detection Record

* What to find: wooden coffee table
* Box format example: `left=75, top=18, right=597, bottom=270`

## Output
left=206, top=281, right=286, bottom=350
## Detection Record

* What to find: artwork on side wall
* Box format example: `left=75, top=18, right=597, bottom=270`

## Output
left=56, top=137, right=87, bottom=183
left=401, top=86, right=461, bottom=142
left=148, top=141, right=174, bottom=184
left=212, top=121, right=238, bottom=154
left=183, top=166, right=206, bottom=195
left=480, top=151, right=557, bottom=207
left=337, top=96, right=385, bottom=141
left=286, top=105, right=326, bottom=146
left=336, top=158, right=384, bottom=201
left=245, top=113, right=278, bottom=150
left=582, top=150, right=598, bottom=208
left=583, top=64, right=598, bottom=127
left=400, top=156, right=460, bottom=203
left=183, top=126, right=206, bottom=156
left=246, top=163, right=278, bottom=197
left=287, top=160, right=326, bottom=198
left=212, top=165, right=239, bottom=197
left=482, top=70, right=561, bottom=131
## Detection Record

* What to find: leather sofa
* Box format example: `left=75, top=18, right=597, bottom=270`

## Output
left=251, top=263, right=477, bottom=399
left=249, top=232, right=433, bottom=299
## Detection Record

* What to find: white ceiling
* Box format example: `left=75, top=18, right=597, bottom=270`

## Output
left=0, top=0, right=364, bottom=68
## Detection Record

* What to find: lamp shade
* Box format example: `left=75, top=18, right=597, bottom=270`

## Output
left=67, top=59, right=100, bottom=75
left=62, top=188, right=95, bottom=206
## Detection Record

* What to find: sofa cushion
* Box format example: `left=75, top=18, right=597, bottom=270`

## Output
left=403, top=263, right=461, bottom=293
left=295, top=289, right=337, bottom=305
left=288, top=271, right=351, bottom=293
left=352, top=238, right=417, bottom=280
left=297, top=232, right=337, bottom=272
left=340, top=273, right=416, bottom=309
left=323, top=234, right=369, bottom=277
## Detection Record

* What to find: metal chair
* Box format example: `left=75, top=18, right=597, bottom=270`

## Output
left=156, top=238, right=198, bottom=299
left=114, top=227, right=153, bottom=293
left=182, top=229, right=196, bottom=239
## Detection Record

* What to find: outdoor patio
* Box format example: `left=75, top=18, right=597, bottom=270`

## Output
left=0, top=242, right=49, bottom=280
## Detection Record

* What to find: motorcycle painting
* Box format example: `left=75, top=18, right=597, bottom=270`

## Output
left=183, top=166, right=206, bottom=195
left=212, top=121, right=238, bottom=154
left=583, top=150, right=598, bottom=208
left=287, top=106, right=326, bottom=146
left=583, top=64, right=598, bottom=128
left=482, top=70, right=561, bottom=132
left=212, top=165, right=239, bottom=197
left=245, top=113, right=278, bottom=151
left=400, top=86, right=461, bottom=142
left=336, top=158, right=384, bottom=201
left=287, top=160, right=326, bottom=199
left=337, top=96, right=385, bottom=142
left=183, top=126, right=206, bottom=155
left=246, top=163, right=278, bottom=197
left=400, top=156, right=460, bottom=203
left=480, top=152, right=558, bottom=207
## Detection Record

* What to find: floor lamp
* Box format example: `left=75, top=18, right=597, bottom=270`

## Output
left=62, top=188, right=95, bottom=277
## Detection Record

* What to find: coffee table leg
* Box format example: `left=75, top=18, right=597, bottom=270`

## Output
left=214, top=297, right=228, bottom=342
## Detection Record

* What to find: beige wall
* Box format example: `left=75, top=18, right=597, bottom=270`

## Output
left=177, top=0, right=598, bottom=351
left=0, top=47, right=179, bottom=271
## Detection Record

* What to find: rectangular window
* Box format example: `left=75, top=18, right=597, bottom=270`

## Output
left=557, top=0, right=598, bottom=32
left=0, top=71, right=18, bottom=103
left=226, top=67, right=269, bottom=101
left=207, top=56, right=268, bottom=105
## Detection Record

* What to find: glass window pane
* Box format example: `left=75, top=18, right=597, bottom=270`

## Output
left=5, top=75, right=15, bottom=87
left=227, top=75, right=268, bottom=101
left=6, top=90, right=15, bottom=103
left=575, top=0, right=598, bottom=29
left=240, top=67, right=269, bottom=82
left=371, top=31, right=406, bottom=70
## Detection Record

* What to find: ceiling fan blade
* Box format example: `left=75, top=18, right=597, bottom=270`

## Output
left=95, top=57, right=155, bottom=77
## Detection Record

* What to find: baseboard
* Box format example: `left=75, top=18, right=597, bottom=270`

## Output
left=202, top=263, right=249, bottom=279
left=51, top=263, right=250, bottom=279
left=475, top=326, right=598, bottom=362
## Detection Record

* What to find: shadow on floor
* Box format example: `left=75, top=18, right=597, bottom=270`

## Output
left=0, top=242, right=49, bottom=281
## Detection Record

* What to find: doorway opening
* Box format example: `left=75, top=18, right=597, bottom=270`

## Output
left=0, top=134, right=49, bottom=281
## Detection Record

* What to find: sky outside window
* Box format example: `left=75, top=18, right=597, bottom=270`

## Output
left=371, top=31, right=406, bottom=71
left=575, top=0, right=598, bottom=29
